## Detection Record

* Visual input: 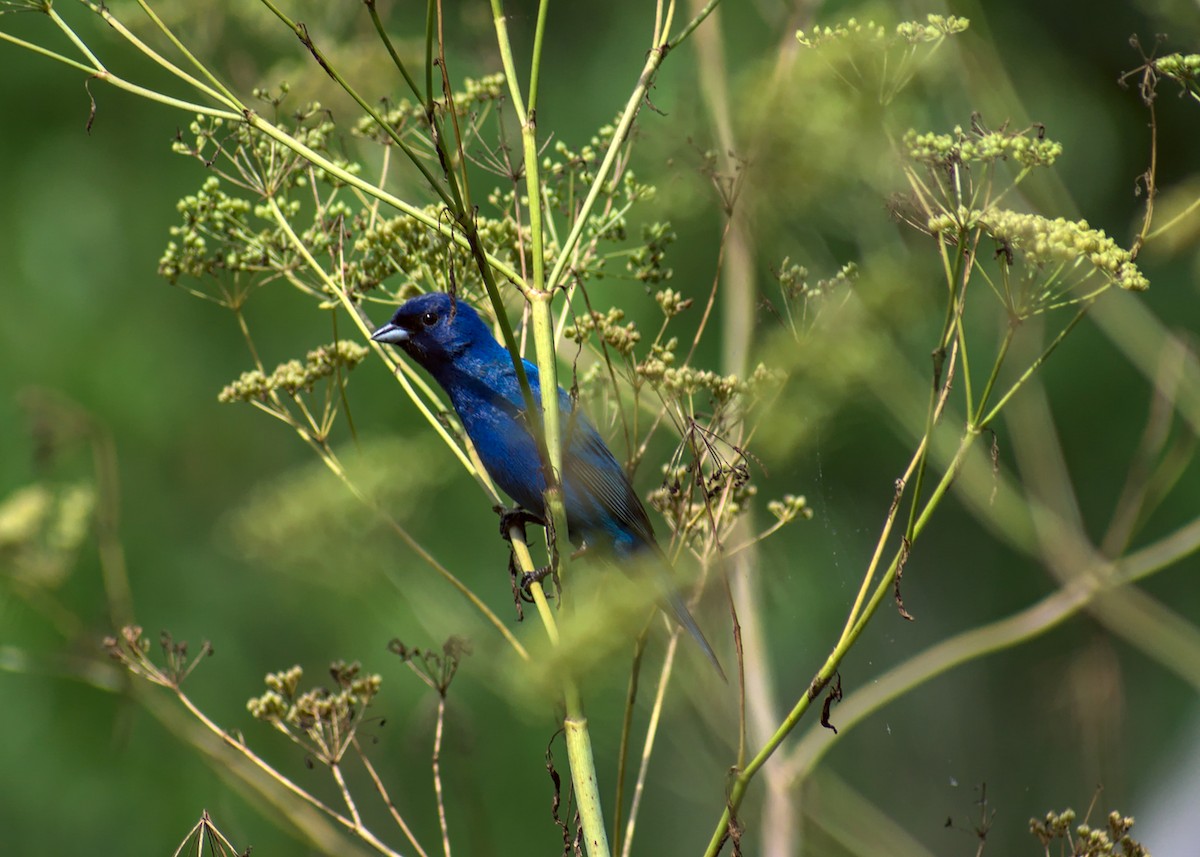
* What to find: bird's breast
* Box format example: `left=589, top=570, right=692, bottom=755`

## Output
left=452, top=387, right=548, bottom=513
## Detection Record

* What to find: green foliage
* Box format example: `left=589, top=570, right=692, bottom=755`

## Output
left=3, top=2, right=1200, bottom=857
left=0, top=481, right=93, bottom=588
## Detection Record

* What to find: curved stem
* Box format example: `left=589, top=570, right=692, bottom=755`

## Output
left=700, top=430, right=975, bottom=857
left=611, top=628, right=649, bottom=855
left=783, top=511, right=1200, bottom=782
left=619, top=631, right=680, bottom=857
left=703, top=294, right=1101, bottom=854
left=433, top=695, right=452, bottom=857
left=131, top=0, right=241, bottom=106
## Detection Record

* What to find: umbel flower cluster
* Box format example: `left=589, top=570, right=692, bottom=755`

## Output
left=797, top=13, right=969, bottom=48
left=247, top=662, right=383, bottom=765
left=1029, top=809, right=1151, bottom=857
left=903, top=126, right=1063, bottom=169
left=218, top=342, right=371, bottom=403
left=900, top=121, right=1148, bottom=312
left=1154, top=53, right=1200, bottom=99
left=978, top=210, right=1149, bottom=293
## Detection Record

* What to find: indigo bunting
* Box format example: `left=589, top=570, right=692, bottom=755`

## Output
left=372, top=292, right=723, bottom=675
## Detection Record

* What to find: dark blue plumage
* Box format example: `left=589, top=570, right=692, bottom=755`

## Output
left=371, top=292, right=723, bottom=675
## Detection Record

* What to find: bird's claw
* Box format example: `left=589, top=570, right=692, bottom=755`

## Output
left=507, top=558, right=558, bottom=612
left=519, top=565, right=558, bottom=601
left=498, top=506, right=560, bottom=614
left=495, top=505, right=545, bottom=542
left=507, top=553, right=525, bottom=621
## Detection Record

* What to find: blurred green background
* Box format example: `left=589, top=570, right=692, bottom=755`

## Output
left=2, top=0, right=1199, bottom=855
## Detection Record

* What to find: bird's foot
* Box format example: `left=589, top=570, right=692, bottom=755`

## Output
left=519, top=565, right=559, bottom=601
left=508, top=556, right=559, bottom=613
left=508, top=559, right=558, bottom=611
left=507, top=553, right=526, bottom=621
left=495, top=505, right=545, bottom=542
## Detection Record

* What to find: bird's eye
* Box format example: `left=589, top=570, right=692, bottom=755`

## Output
left=420, top=311, right=439, bottom=327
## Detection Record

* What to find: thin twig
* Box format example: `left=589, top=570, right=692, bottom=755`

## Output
left=433, top=695, right=452, bottom=857
left=354, top=737, right=432, bottom=857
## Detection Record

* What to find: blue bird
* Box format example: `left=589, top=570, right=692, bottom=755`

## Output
left=371, top=292, right=723, bottom=676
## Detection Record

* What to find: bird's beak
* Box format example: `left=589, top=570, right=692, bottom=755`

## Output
left=371, top=322, right=410, bottom=344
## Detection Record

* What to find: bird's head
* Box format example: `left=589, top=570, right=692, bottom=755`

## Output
left=370, top=292, right=496, bottom=369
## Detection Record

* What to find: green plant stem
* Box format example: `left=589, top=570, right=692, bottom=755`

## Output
left=490, top=1, right=529, bottom=126
left=903, top=236, right=969, bottom=542
left=81, top=2, right=236, bottom=107
left=330, top=442, right=530, bottom=660
left=507, top=514, right=607, bottom=857
left=611, top=629, right=648, bottom=855
left=527, top=0, right=551, bottom=112
left=784, top=509, right=1200, bottom=782
left=0, top=30, right=94, bottom=76
left=847, top=435, right=975, bottom=644
left=490, top=0, right=549, bottom=315
left=488, top=0, right=552, bottom=429
left=531, top=294, right=606, bottom=855
left=423, top=0, right=435, bottom=104
left=131, top=0, right=239, bottom=105
left=527, top=295, right=564, bottom=483
left=428, top=8, right=474, bottom=220
left=831, top=333, right=957, bottom=653
left=171, top=685, right=404, bottom=857
left=564, top=682, right=607, bottom=855
left=267, top=106, right=521, bottom=279
left=618, top=631, right=682, bottom=857
left=47, top=4, right=104, bottom=68
left=44, top=2, right=532, bottom=290
left=978, top=303, right=1091, bottom=427
left=671, top=0, right=725, bottom=45
left=971, top=323, right=1016, bottom=425
left=488, top=0, right=608, bottom=850
left=0, top=25, right=241, bottom=119
left=22, top=17, right=527, bottom=288
left=432, top=695, right=451, bottom=857
left=1146, top=193, right=1200, bottom=241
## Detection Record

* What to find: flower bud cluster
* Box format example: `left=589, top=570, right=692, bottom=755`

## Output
left=904, top=127, right=1062, bottom=169
left=979, top=210, right=1149, bottom=292
left=219, top=341, right=370, bottom=403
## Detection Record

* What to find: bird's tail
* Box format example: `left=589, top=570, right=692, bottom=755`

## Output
left=663, top=586, right=727, bottom=682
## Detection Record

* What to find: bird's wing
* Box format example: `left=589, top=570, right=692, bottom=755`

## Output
left=499, top=360, right=656, bottom=549
left=562, top=411, right=659, bottom=551
left=563, top=407, right=726, bottom=678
